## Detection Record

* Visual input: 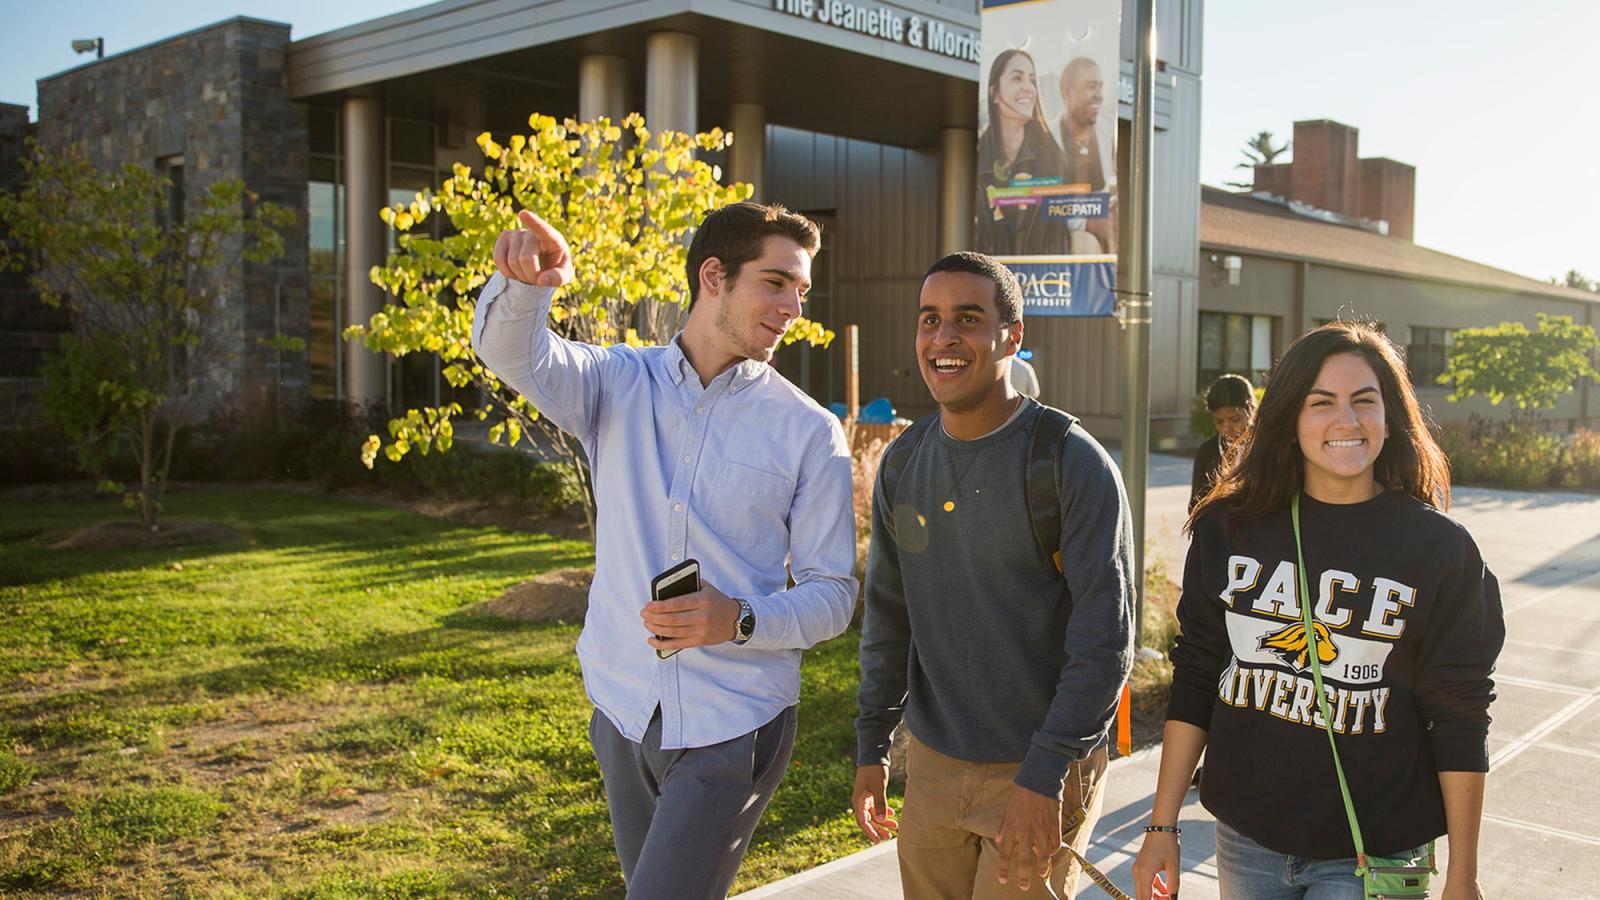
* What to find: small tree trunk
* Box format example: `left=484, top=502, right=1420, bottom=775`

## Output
left=150, top=416, right=179, bottom=531
left=548, top=426, right=597, bottom=536
left=128, top=410, right=154, bottom=529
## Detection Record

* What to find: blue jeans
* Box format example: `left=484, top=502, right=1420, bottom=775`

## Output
left=1214, top=819, right=1368, bottom=900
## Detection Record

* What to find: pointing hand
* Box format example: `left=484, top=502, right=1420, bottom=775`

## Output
left=493, top=210, right=574, bottom=287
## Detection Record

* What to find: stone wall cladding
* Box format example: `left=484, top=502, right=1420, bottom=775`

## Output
left=35, top=18, right=309, bottom=418
left=0, top=102, right=67, bottom=427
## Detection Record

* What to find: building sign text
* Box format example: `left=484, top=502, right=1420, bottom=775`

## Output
left=772, top=0, right=981, bottom=64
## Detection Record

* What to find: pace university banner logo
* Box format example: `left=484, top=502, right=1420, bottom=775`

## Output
left=976, top=0, right=1121, bottom=317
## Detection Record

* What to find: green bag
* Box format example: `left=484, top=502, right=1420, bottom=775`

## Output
left=1292, top=494, right=1436, bottom=900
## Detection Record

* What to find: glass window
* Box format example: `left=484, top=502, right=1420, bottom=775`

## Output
left=1199, top=312, right=1224, bottom=374
left=1406, top=326, right=1454, bottom=386
left=309, top=278, right=338, bottom=399
left=308, top=179, right=341, bottom=278
left=309, top=155, right=336, bottom=183
left=1250, top=315, right=1273, bottom=372
left=309, top=107, right=339, bottom=156
left=157, top=154, right=185, bottom=226
left=389, top=167, right=438, bottom=250
left=1223, top=314, right=1251, bottom=373
left=390, top=119, right=435, bottom=167
left=1199, top=312, right=1276, bottom=388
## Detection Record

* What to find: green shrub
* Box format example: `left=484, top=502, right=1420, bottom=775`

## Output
left=157, top=399, right=582, bottom=515
left=1435, top=420, right=1599, bottom=491
left=1563, top=430, right=1600, bottom=489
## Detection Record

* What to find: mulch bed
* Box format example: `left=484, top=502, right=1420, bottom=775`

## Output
left=469, top=567, right=594, bottom=626
left=50, top=520, right=249, bottom=551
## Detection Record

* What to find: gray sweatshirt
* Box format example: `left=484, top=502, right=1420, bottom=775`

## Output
left=855, top=398, right=1135, bottom=798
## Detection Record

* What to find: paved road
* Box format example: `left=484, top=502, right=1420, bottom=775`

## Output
left=742, top=455, right=1600, bottom=899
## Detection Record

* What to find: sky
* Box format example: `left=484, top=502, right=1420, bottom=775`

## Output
left=1, top=0, right=1595, bottom=285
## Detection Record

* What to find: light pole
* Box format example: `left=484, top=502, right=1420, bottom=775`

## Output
left=71, top=38, right=104, bottom=60
left=1122, top=0, right=1156, bottom=645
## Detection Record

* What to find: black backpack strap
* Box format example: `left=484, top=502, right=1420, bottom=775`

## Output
left=1026, top=406, right=1077, bottom=576
left=879, top=413, right=939, bottom=530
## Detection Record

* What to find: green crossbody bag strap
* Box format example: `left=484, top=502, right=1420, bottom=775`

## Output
left=1291, top=493, right=1371, bottom=874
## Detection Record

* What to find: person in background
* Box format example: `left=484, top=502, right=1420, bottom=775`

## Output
left=1190, top=373, right=1256, bottom=511
left=1009, top=351, right=1041, bottom=399
left=1133, top=322, right=1503, bottom=900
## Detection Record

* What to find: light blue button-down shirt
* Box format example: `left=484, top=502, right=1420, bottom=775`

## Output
left=471, top=273, right=858, bottom=750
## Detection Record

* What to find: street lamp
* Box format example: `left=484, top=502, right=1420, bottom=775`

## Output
left=71, top=38, right=104, bottom=60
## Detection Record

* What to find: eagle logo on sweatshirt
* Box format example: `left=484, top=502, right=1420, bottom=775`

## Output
left=1258, top=621, right=1339, bottom=671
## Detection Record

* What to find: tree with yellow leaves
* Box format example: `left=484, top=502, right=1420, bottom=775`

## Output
left=357, top=113, right=833, bottom=532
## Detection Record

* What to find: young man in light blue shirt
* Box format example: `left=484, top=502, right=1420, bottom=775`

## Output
left=472, top=202, right=858, bottom=899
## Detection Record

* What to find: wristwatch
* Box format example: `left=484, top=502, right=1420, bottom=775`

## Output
left=732, top=598, right=756, bottom=645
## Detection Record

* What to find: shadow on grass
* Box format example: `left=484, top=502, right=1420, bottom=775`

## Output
left=1, top=488, right=883, bottom=895
left=2, top=488, right=587, bottom=588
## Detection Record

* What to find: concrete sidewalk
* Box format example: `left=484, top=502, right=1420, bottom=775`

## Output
left=741, top=455, right=1600, bottom=899
left=738, top=744, right=1219, bottom=899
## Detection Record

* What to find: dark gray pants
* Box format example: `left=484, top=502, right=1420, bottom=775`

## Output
left=589, top=705, right=798, bottom=900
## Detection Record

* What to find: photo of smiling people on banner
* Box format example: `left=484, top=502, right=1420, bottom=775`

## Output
left=976, top=0, right=1120, bottom=317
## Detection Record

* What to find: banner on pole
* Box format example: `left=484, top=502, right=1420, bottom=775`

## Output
left=976, top=0, right=1121, bottom=317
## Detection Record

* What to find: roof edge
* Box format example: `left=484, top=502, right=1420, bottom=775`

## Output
left=38, top=16, right=290, bottom=85
left=1200, top=238, right=1600, bottom=307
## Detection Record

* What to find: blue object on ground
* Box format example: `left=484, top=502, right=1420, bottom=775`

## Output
left=828, top=402, right=848, bottom=420
left=860, top=397, right=896, bottom=424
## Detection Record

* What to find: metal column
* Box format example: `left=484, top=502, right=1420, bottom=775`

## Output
left=727, top=102, right=766, bottom=202
left=645, top=32, right=698, bottom=135
left=578, top=54, right=628, bottom=122
left=341, top=92, right=387, bottom=407
left=1122, top=0, right=1156, bottom=643
left=938, top=126, right=976, bottom=256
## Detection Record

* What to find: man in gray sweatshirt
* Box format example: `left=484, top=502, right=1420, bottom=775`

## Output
left=852, top=252, right=1135, bottom=898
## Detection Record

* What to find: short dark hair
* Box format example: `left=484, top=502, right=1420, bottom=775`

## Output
left=1206, top=373, right=1256, bottom=410
left=923, top=252, right=1023, bottom=325
left=1059, top=57, right=1099, bottom=97
left=686, top=202, right=821, bottom=308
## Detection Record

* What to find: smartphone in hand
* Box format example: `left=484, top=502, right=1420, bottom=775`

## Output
left=650, top=558, right=700, bottom=660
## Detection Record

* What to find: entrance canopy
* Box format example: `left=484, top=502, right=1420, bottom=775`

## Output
left=289, top=0, right=982, bottom=145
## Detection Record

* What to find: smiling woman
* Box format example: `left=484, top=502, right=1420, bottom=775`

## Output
left=1135, top=322, right=1504, bottom=900
left=1190, top=322, right=1451, bottom=528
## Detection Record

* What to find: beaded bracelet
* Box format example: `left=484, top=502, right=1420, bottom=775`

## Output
left=1142, top=825, right=1182, bottom=834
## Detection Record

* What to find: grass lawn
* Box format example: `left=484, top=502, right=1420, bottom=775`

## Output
left=0, top=488, right=884, bottom=898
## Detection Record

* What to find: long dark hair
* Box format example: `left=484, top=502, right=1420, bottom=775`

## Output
left=986, top=49, right=1052, bottom=137
left=1186, top=322, right=1450, bottom=535
left=981, top=49, right=1062, bottom=176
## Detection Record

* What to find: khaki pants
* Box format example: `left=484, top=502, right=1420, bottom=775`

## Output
left=898, top=733, right=1109, bottom=900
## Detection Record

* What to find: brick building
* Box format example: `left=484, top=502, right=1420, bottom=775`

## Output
left=1199, top=119, right=1598, bottom=426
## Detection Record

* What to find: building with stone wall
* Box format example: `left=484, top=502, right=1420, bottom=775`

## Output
left=22, top=1, right=1208, bottom=443
left=16, top=2, right=1590, bottom=447
left=33, top=18, right=308, bottom=416
left=0, top=101, right=67, bottom=425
